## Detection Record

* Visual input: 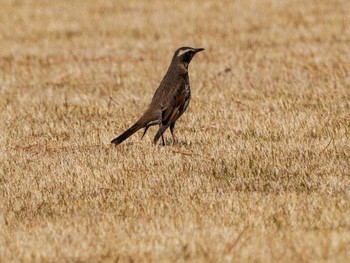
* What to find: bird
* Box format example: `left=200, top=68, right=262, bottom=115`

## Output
left=111, top=46, right=204, bottom=146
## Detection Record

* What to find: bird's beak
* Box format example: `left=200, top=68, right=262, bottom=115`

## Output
left=194, top=48, right=205, bottom=53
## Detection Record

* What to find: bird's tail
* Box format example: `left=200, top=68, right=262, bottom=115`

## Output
left=111, top=122, right=142, bottom=145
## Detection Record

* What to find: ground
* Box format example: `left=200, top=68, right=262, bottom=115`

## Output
left=1, top=0, right=350, bottom=262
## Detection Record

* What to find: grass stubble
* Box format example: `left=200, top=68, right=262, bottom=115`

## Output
left=1, top=0, right=350, bottom=262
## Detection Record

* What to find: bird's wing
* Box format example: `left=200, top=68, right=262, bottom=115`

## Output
left=162, top=70, right=189, bottom=126
left=161, top=86, right=187, bottom=127
left=153, top=87, right=187, bottom=143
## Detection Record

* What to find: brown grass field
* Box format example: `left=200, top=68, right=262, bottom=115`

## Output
left=1, top=0, right=350, bottom=262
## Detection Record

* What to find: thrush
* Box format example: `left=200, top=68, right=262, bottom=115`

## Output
left=111, top=46, right=204, bottom=145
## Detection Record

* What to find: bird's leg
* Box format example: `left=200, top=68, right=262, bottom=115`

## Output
left=155, top=124, right=166, bottom=146
left=141, top=127, right=149, bottom=140
left=170, top=122, right=177, bottom=144
left=171, top=130, right=176, bottom=144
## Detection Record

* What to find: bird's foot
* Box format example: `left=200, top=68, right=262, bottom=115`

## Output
left=171, top=133, right=178, bottom=145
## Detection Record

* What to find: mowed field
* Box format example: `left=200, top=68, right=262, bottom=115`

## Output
left=1, top=0, right=350, bottom=262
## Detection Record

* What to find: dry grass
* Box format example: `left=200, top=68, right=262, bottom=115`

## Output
left=1, top=0, right=350, bottom=262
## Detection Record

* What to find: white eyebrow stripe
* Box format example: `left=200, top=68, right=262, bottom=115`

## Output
left=177, top=49, right=193, bottom=57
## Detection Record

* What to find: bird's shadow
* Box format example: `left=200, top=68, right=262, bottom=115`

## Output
left=109, top=138, right=194, bottom=148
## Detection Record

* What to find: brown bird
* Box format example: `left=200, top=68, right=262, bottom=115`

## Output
left=111, top=46, right=204, bottom=145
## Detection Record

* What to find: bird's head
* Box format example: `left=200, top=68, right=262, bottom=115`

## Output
left=173, top=47, right=205, bottom=68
